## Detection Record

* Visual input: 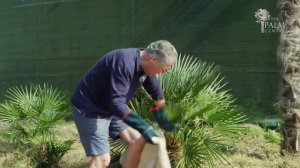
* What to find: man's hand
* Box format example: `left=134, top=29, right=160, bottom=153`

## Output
left=151, top=106, right=179, bottom=132
left=142, top=127, right=161, bottom=143
left=123, top=111, right=160, bottom=144
left=153, top=99, right=166, bottom=107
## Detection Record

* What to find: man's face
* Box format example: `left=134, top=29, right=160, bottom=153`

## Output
left=145, top=57, right=174, bottom=76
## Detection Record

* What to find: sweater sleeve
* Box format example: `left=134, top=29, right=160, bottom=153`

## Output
left=142, top=75, right=164, bottom=100
left=109, top=62, right=132, bottom=119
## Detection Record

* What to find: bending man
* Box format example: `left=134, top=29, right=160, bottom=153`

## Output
left=71, top=40, right=178, bottom=168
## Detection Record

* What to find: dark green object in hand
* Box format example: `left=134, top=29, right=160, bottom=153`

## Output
left=123, top=111, right=160, bottom=144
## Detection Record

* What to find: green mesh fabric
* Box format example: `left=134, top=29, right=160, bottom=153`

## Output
left=0, top=0, right=280, bottom=120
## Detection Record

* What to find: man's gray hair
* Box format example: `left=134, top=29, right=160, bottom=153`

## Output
left=145, top=40, right=178, bottom=64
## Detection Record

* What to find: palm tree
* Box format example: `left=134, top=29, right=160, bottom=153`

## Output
left=111, top=55, right=247, bottom=167
left=277, top=0, right=300, bottom=152
left=0, top=84, right=74, bottom=168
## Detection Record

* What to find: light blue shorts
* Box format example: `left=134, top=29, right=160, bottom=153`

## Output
left=72, top=105, right=128, bottom=156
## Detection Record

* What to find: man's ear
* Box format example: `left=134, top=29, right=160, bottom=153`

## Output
left=151, top=55, right=160, bottom=63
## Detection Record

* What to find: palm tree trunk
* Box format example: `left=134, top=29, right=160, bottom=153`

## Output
left=278, top=0, right=300, bottom=152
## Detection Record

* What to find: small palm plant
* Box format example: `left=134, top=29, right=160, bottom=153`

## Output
left=0, top=84, right=74, bottom=168
left=110, top=55, right=247, bottom=167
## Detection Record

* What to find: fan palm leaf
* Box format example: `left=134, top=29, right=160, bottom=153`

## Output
left=0, top=84, right=73, bottom=167
left=110, top=54, right=247, bottom=167
left=174, top=121, right=227, bottom=168
left=159, top=54, right=220, bottom=101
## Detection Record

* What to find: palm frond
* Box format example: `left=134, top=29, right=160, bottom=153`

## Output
left=128, top=94, right=152, bottom=120
left=0, top=84, right=68, bottom=143
left=0, top=102, right=23, bottom=122
left=110, top=139, right=126, bottom=161
left=159, top=54, right=220, bottom=101
left=174, top=121, right=227, bottom=168
left=30, top=139, right=75, bottom=168
left=111, top=54, right=247, bottom=167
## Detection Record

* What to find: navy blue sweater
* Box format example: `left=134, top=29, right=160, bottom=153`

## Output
left=71, top=48, right=164, bottom=119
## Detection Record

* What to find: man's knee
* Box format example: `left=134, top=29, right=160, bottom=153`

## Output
left=91, top=153, right=111, bottom=167
left=102, top=154, right=111, bottom=167
left=120, top=127, right=145, bottom=147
